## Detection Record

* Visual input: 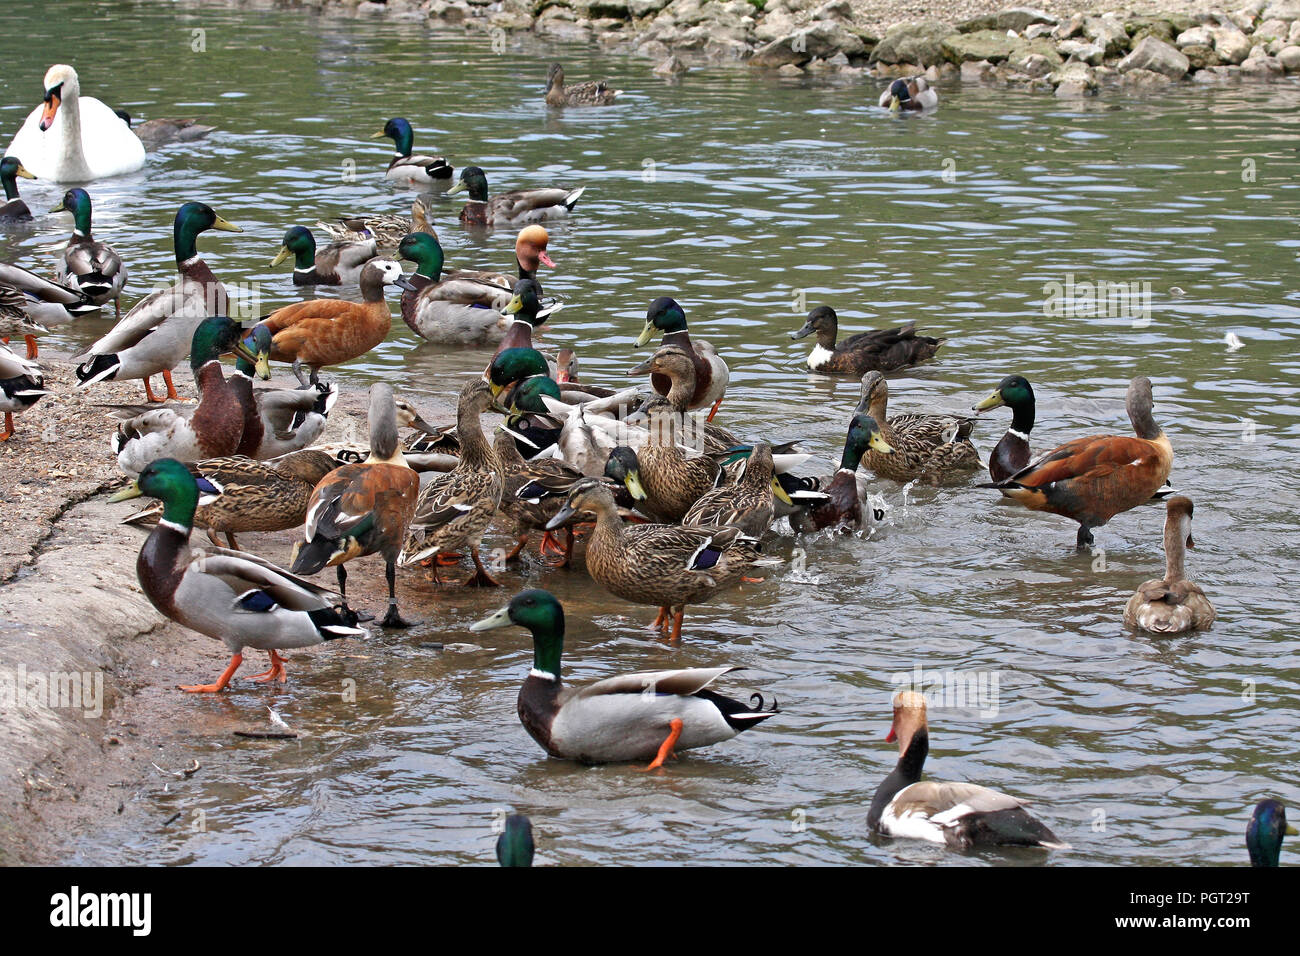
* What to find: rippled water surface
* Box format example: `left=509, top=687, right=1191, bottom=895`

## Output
left=5, top=1, right=1299, bottom=866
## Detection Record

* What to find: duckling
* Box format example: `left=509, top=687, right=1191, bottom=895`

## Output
left=109, top=457, right=366, bottom=692
left=291, top=384, right=421, bottom=628
left=1247, top=799, right=1296, bottom=867
left=270, top=225, right=377, bottom=286
left=254, top=259, right=403, bottom=387
left=636, top=297, right=729, bottom=421
left=544, top=63, right=622, bottom=107
left=316, top=196, right=434, bottom=250
left=399, top=379, right=503, bottom=585
left=1124, top=496, right=1215, bottom=634
left=544, top=479, right=769, bottom=642
left=450, top=166, right=585, bottom=229
left=0, top=157, right=35, bottom=222
left=790, top=306, right=943, bottom=377
left=868, top=691, right=1068, bottom=850
left=374, top=117, right=452, bottom=187
left=879, top=77, right=938, bottom=112
left=987, top=376, right=1174, bottom=549
left=857, top=371, right=980, bottom=485
left=52, top=187, right=127, bottom=317
left=0, top=342, right=47, bottom=441
left=471, top=589, right=778, bottom=769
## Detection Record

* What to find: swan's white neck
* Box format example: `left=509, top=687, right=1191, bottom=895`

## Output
left=47, top=82, right=93, bottom=182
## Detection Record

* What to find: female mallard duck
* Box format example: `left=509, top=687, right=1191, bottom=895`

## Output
left=0, top=342, right=47, bottom=441
left=6, top=64, right=145, bottom=181
left=317, top=197, right=434, bottom=250
left=987, top=376, right=1174, bottom=549
left=857, top=371, right=979, bottom=485
left=0, top=157, right=35, bottom=222
left=628, top=345, right=741, bottom=453
left=121, top=449, right=339, bottom=550
left=794, top=414, right=895, bottom=532
left=626, top=401, right=719, bottom=523
left=253, top=259, right=403, bottom=387
left=0, top=262, right=96, bottom=357
left=1124, top=496, right=1214, bottom=634
left=109, top=457, right=365, bottom=692
left=231, top=324, right=338, bottom=459
left=471, top=589, right=777, bottom=768
left=790, top=307, right=944, bottom=377
left=879, top=77, right=938, bottom=112
left=52, top=187, right=127, bottom=317
left=291, top=384, right=421, bottom=628
left=111, top=316, right=261, bottom=476
left=544, top=63, right=622, bottom=107
left=682, top=443, right=791, bottom=537
left=636, top=297, right=729, bottom=421
left=545, top=479, right=767, bottom=641
left=450, top=166, right=585, bottom=229
left=496, top=814, right=534, bottom=867
left=270, top=225, right=377, bottom=286
left=113, top=110, right=215, bottom=147
left=374, top=117, right=452, bottom=187
left=867, top=691, right=1068, bottom=850
left=1248, top=799, right=1296, bottom=867
left=74, top=201, right=241, bottom=402
left=395, top=231, right=549, bottom=347
left=399, top=379, right=503, bottom=584
left=494, top=424, right=587, bottom=564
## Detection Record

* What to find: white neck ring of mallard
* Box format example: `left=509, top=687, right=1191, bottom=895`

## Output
left=528, top=668, right=557, bottom=682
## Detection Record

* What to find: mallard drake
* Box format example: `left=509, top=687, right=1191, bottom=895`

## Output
left=395, top=232, right=514, bottom=346
left=121, top=449, right=338, bottom=550
left=790, top=307, right=944, bottom=377
left=0, top=285, right=49, bottom=360
left=987, top=376, right=1174, bottom=549
left=111, top=316, right=261, bottom=476
left=253, top=259, right=402, bottom=387
left=399, top=379, right=503, bottom=584
left=544, top=479, right=767, bottom=641
left=857, top=371, right=979, bottom=485
left=450, top=166, right=585, bottom=228
left=1247, top=799, right=1296, bottom=867
left=75, top=201, right=241, bottom=402
left=544, top=63, right=622, bottom=107
left=270, top=225, right=377, bottom=286
left=0, top=157, right=35, bottom=221
left=109, top=457, right=365, bottom=691
left=316, top=197, right=434, bottom=250
left=5, top=64, right=145, bottom=181
left=231, top=324, right=337, bottom=459
left=291, top=384, right=421, bottom=628
left=496, top=814, right=534, bottom=867
left=974, top=374, right=1178, bottom=500
left=879, top=77, right=938, bottom=113
left=52, top=187, right=127, bottom=317
left=1124, top=496, right=1214, bottom=634
left=789, top=414, right=893, bottom=532
left=636, top=297, right=729, bottom=421
left=471, top=589, right=777, bottom=768
left=0, top=262, right=96, bottom=357
left=374, top=117, right=452, bottom=187
left=867, top=691, right=1068, bottom=850
left=0, top=342, right=47, bottom=441
left=682, top=443, right=791, bottom=537
left=114, top=110, right=215, bottom=146
left=494, top=424, right=587, bottom=564
left=492, top=278, right=564, bottom=359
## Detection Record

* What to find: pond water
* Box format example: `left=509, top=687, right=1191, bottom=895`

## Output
left=4, top=1, right=1299, bottom=866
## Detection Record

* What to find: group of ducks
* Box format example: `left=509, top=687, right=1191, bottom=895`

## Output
left=0, top=59, right=1274, bottom=867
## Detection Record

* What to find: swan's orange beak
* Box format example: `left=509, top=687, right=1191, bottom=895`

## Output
left=40, top=93, right=60, bottom=131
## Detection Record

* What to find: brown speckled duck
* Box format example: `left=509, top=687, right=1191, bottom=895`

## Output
left=790, top=307, right=944, bottom=377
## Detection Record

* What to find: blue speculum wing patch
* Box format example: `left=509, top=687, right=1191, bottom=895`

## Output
left=237, top=590, right=277, bottom=613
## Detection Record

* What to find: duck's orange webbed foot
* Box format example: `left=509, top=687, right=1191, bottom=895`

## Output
left=245, top=650, right=288, bottom=684
left=178, top=654, right=243, bottom=693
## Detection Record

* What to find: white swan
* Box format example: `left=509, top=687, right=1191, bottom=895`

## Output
left=5, top=65, right=145, bottom=182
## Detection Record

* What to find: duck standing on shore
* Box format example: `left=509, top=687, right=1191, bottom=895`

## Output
left=0, top=342, right=47, bottom=441
left=52, top=187, right=128, bottom=318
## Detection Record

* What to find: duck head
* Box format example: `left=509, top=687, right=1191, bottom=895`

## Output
left=885, top=689, right=928, bottom=755
left=508, top=375, right=562, bottom=418
left=603, top=446, right=647, bottom=501
left=51, top=187, right=94, bottom=235
left=397, top=232, right=445, bottom=283
left=486, top=346, right=549, bottom=399
left=974, top=374, right=1034, bottom=414
left=496, top=814, right=535, bottom=867
left=173, top=201, right=241, bottom=265
left=544, top=478, right=617, bottom=530
left=790, top=305, right=837, bottom=343
left=636, top=297, right=688, bottom=348
left=236, top=323, right=273, bottom=381
left=503, top=278, right=549, bottom=328
left=108, top=457, right=218, bottom=529
left=516, top=225, right=554, bottom=272
left=545, top=63, right=565, bottom=93
left=471, top=588, right=566, bottom=678
left=449, top=166, right=490, bottom=202
left=190, top=315, right=260, bottom=371
left=0, top=157, right=35, bottom=201
left=1247, top=799, right=1296, bottom=867
left=840, top=412, right=893, bottom=469
left=271, top=225, right=316, bottom=269
left=375, top=117, right=415, bottom=157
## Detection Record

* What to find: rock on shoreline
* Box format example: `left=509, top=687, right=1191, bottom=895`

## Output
left=236, top=0, right=1300, bottom=91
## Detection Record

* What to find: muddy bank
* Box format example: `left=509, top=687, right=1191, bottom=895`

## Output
left=0, top=357, right=453, bottom=864
left=191, top=0, right=1300, bottom=91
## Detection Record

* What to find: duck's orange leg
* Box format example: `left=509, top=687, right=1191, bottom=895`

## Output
left=436, top=552, right=463, bottom=566
left=142, top=376, right=164, bottom=404
left=504, top=535, right=529, bottom=562
left=1, top=412, right=14, bottom=441
left=641, top=718, right=684, bottom=771
left=464, top=547, right=501, bottom=587
left=24, top=335, right=38, bottom=359
left=648, top=606, right=668, bottom=631
left=162, top=369, right=190, bottom=402
left=539, top=530, right=566, bottom=558
left=705, top=398, right=723, bottom=423
left=668, top=610, right=685, bottom=643
left=179, top=653, right=243, bottom=693
left=245, top=650, right=288, bottom=684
